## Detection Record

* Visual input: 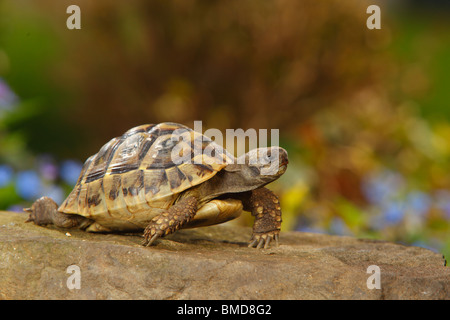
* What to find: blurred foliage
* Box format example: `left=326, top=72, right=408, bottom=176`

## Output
left=0, top=0, right=450, bottom=257
left=2, top=0, right=387, bottom=158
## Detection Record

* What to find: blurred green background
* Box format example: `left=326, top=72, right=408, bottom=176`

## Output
left=1, top=0, right=450, bottom=257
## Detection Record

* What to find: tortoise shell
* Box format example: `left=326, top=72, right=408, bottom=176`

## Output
left=58, top=122, right=235, bottom=231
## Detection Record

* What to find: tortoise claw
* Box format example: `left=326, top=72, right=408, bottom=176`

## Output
left=248, top=238, right=259, bottom=248
left=248, top=231, right=279, bottom=249
left=24, top=208, right=34, bottom=223
left=142, top=233, right=160, bottom=247
left=142, top=223, right=165, bottom=247
left=263, top=236, right=271, bottom=249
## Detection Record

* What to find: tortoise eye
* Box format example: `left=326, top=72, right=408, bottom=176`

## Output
left=261, top=150, right=273, bottom=164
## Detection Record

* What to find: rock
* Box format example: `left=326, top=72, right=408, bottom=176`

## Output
left=0, top=211, right=448, bottom=300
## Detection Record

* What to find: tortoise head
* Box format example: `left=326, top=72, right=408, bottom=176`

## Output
left=222, top=146, right=288, bottom=190
left=24, top=196, right=59, bottom=225
left=238, top=146, right=288, bottom=179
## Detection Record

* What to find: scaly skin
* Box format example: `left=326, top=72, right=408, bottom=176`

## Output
left=27, top=190, right=282, bottom=249
left=142, top=196, right=198, bottom=246
left=141, top=188, right=282, bottom=249
left=244, top=187, right=282, bottom=249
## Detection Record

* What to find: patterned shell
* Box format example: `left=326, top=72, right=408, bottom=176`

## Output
left=58, top=122, right=234, bottom=229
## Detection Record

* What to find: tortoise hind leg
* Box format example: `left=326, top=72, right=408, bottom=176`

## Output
left=142, top=196, right=198, bottom=246
left=241, top=187, right=282, bottom=249
left=25, top=196, right=92, bottom=229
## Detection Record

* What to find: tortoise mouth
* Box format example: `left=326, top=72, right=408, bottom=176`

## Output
left=278, top=148, right=289, bottom=167
left=278, top=154, right=288, bottom=175
left=279, top=156, right=288, bottom=169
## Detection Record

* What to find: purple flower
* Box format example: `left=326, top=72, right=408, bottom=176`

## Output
left=38, top=155, right=59, bottom=181
left=0, top=78, right=18, bottom=110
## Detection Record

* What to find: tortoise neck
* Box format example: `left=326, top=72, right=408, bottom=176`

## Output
left=190, top=168, right=271, bottom=205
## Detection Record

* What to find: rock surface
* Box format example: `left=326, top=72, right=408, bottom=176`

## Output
left=0, top=211, right=449, bottom=300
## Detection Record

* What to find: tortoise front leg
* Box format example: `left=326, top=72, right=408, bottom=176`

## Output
left=142, top=196, right=198, bottom=246
left=242, top=187, right=282, bottom=249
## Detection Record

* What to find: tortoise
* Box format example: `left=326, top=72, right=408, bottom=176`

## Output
left=25, top=122, right=288, bottom=249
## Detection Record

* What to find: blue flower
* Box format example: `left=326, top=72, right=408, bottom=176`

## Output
left=329, top=217, right=352, bottom=236
left=40, top=185, right=65, bottom=204
left=412, top=241, right=440, bottom=253
left=405, top=190, right=431, bottom=217
left=16, top=170, right=42, bottom=200
left=362, top=169, right=405, bottom=205
left=0, top=164, right=13, bottom=187
left=60, top=160, right=82, bottom=185
left=381, top=200, right=405, bottom=225
left=7, top=204, right=26, bottom=213
left=296, top=225, right=326, bottom=234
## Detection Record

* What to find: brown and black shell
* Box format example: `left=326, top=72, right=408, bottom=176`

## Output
left=58, top=122, right=234, bottom=230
